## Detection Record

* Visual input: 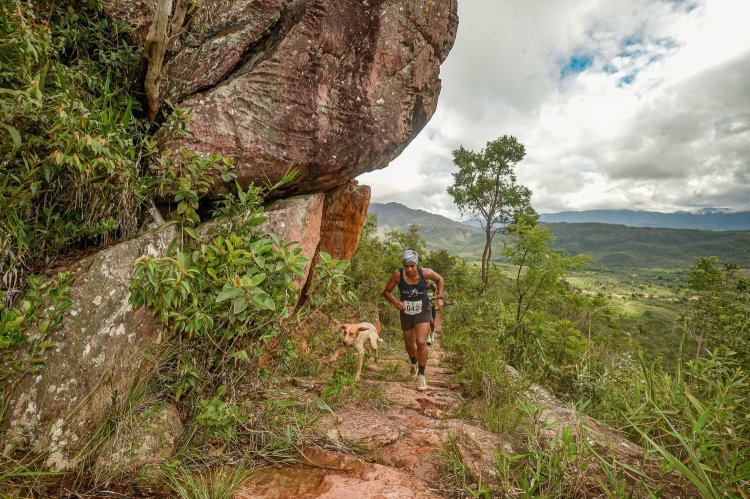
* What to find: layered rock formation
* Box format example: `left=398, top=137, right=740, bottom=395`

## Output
left=319, top=181, right=372, bottom=261
left=2, top=194, right=355, bottom=471
left=3, top=226, right=176, bottom=471
left=105, top=0, right=459, bottom=197
left=3, top=0, right=457, bottom=478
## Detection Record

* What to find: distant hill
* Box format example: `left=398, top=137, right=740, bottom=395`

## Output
left=546, top=222, right=750, bottom=269
left=538, top=209, right=750, bottom=231
left=368, top=202, right=485, bottom=256
left=369, top=202, right=750, bottom=268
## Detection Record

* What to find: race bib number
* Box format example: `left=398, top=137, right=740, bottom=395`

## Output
left=404, top=300, right=423, bottom=315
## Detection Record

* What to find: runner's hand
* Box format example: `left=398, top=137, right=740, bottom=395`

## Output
left=395, top=301, right=406, bottom=312
left=436, top=298, right=444, bottom=310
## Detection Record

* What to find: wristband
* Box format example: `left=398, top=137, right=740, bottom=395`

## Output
left=435, top=295, right=443, bottom=299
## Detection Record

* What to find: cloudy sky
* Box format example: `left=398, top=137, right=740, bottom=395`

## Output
left=357, top=0, right=750, bottom=220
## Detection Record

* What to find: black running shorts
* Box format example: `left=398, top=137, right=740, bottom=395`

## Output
left=400, top=308, right=432, bottom=330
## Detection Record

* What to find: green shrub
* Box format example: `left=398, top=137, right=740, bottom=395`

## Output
left=624, top=351, right=750, bottom=497
left=130, top=182, right=309, bottom=399
left=1, top=2, right=149, bottom=302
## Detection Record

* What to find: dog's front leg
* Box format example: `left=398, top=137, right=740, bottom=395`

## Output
left=355, top=350, right=364, bottom=382
left=328, top=346, right=347, bottom=363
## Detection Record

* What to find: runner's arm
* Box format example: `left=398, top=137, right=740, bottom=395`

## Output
left=382, top=271, right=405, bottom=311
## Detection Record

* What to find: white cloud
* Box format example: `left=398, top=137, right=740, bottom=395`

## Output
left=358, top=0, right=750, bottom=218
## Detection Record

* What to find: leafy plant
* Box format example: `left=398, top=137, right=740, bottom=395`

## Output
left=681, top=256, right=749, bottom=363
left=153, top=146, right=236, bottom=229
left=130, top=196, right=308, bottom=400
left=1, top=1, right=149, bottom=303
left=0, top=272, right=72, bottom=384
left=196, top=395, right=247, bottom=445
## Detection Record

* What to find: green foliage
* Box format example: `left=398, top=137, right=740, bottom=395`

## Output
left=503, top=223, right=589, bottom=326
left=348, top=214, right=391, bottom=307
left=154, top=147, right=236, bottom=228
left=0, top=272, right=72, bottom=382
left=447, top=135, right=535, bottom=287
left=1, top=2, right=150, bottom=301
left=423, top=248, right=459, bottom=278
left=623, top=352, right=750, bottom=497
left=130, top=185, right=308, bottom=400
left=196, top=395, right=247, bottom=445
left=303, top=251, right=352, bottom=311
left=681, top=257, right=749, bottom=362
left=385, top=223, right=426, bottom=256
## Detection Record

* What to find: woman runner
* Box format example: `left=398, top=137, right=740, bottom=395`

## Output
left=382, top=249, right=444, bottom=391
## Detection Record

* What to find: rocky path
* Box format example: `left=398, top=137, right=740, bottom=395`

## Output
left=235, top=333, right=510, bottom=498
left=233, top=329, right=694, bottom=499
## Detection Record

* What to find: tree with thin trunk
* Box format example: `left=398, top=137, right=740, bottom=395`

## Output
left=503, top=223, right=589, bottom=327
left=447, top=135, right=534, bottom=289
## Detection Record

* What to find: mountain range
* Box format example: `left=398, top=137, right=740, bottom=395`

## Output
left=538, top=209, right=750, bottom=231
left=369, top=202, right=750, bottom=268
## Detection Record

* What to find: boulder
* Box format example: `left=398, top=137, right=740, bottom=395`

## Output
left=103, top=0, right=458, bottom=197
left=318, top=182, right=371, bottom=262
left=2, top=226, right=176, bottom=471
left=446, top=420, right=515, bottom=490
left=263, top=193, right=325, bottom=288
left=93, top=403, right=183, bottom=484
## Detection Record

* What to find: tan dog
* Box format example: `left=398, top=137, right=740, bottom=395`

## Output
left=329, top=321, right=383, bottom=381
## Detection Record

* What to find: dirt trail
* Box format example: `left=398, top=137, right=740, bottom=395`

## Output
left=235, top=333, right=509, bottom=498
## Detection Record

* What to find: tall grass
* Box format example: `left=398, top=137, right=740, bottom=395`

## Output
left=623, top=351, right=750, bottom=497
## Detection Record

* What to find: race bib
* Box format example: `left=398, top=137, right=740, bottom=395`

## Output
left=404, top=300, right=423, bottom=315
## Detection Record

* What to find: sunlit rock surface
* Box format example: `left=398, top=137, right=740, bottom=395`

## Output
left=3, top=226, right=175, bottom=471
left=318, top=181, right=371, bottom=262
left=104, top=0, right=459, bottom=198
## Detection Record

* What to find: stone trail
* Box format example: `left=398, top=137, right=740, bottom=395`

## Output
left=235, top=330, right=693, bottom=498
left=235, top=332, right=511, bottom=498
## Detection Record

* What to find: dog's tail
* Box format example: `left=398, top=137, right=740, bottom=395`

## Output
left=374, top=318, right=384, bottom=342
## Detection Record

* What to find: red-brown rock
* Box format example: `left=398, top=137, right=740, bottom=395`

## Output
left=235, top=447, right=441, bottom=499
left=146, top=0, right=458, bottom=197
left=318, top=182, right=371, bottom=262
left=263, top=193, right=325, bottom=287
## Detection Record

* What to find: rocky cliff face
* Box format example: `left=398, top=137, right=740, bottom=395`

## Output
left=3, top=0, right=458, bottom=477
left=105, top=0, right=459, bottom=197
left=2, top=195, right=341, bottom=471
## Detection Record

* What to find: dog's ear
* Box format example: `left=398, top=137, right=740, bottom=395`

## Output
left=358, top=324, right=371, bottom=332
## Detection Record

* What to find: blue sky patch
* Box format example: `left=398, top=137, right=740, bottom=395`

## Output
left=663, top=0, right=699, bottom=13
left=618, top=74, right=636, bottom=86
left=560, top=54, right=594, bottom=79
